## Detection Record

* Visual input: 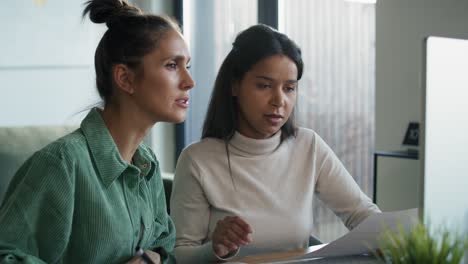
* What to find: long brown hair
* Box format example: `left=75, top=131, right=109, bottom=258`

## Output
left=202, top=24, right=304, bottom=142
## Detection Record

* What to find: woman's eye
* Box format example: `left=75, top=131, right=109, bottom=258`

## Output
left=186, top=64, right=192, bottom=70
left=166, top=63, right=177, bottom=70
left=256, top=83, right=271, bottom=89
left=286, top=86, right=296, bottom=92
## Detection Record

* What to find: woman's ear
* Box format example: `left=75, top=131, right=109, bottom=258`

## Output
left=113, top=64, right=135, bottom=95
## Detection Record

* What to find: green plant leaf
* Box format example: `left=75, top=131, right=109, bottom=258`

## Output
left=376, top=220, right=467, bottom=264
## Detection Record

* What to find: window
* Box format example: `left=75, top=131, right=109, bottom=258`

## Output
left=180, top=0, right=257, bottom=148
left=279, top=0, right=376, bottom=242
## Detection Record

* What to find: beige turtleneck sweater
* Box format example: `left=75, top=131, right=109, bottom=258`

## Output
left=170, top=128, right=380, bottom=263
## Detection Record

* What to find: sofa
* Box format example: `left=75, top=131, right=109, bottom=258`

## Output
left=0, top=126, right=78, bottom=203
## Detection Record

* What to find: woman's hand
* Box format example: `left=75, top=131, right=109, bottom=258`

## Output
left=126, top=250, right=161, bottom=264
left=212, top=216, right=253, bottom=258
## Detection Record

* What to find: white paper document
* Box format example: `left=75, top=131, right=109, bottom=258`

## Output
left=297, top=208, right=419, bottom=259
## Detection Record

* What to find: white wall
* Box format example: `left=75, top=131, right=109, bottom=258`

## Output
left=0, top=0, right=177, bottom=174
left=375, top=0, right=468, bottom=209
left=0, top=0, right=103, bottom=126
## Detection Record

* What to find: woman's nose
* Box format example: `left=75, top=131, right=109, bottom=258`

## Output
left=269, top=89, right=285, bottom=107
left=182, top=69, right=195, bottom=90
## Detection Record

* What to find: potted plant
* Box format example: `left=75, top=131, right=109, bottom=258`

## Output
left=376, top=221, right=468, bottom=264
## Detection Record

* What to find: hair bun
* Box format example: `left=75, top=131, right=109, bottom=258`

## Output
left=83, top=0, right=142, bottom=27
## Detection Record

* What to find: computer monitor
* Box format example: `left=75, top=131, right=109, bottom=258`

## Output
left=421, top=36, right=468, bottom=236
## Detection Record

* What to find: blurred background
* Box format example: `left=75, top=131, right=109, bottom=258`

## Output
left=1, top=0, right=467, bottom=243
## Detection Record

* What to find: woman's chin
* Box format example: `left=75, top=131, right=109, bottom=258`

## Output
left=151, top=112, right=186, bottom=124
left=263, top=126, right=282, bottom=137
left=168, top=113, right=187, bottom=124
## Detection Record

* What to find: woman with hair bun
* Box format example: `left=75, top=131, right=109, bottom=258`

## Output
left=170, top=24, right=379, bottom=263
left=0, top=0, right=193, bottom=263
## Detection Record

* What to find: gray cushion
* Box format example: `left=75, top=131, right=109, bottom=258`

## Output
left=0, top=126, right=77, bottom=203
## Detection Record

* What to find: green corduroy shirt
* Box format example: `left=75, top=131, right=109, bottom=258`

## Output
left=0, top=108, right=176, bottom=264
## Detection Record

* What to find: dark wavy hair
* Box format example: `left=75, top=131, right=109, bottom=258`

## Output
left=202, top=24, right=304, bottom=142
left=82, top=0, right=180, bottom=105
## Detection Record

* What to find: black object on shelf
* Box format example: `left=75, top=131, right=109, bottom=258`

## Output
left=402, top=122, right=419, bottom=146
left=373, top=150, right=419, bottom=203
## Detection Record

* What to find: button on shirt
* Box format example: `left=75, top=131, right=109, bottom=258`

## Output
left=0, top=108, right=176, bottom=264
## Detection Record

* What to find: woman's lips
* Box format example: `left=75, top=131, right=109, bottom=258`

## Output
left=175, top=98, right=189, bottom=108
left=264, top=114, right=283, bottom=125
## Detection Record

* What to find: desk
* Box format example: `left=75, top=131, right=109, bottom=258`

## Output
left=372, top=150, right=419, bottom=203
left=230, top=247, right=378, bottom=263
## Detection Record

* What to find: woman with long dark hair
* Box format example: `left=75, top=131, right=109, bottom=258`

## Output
left=0, top=0, right=194, bottom=263
left=170, top=24, right=379, bottom=263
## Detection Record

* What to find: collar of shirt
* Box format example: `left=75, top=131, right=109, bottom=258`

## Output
left=229, top=130, right=282, bottom=156
left=80, top=108, right=156, bottom=187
